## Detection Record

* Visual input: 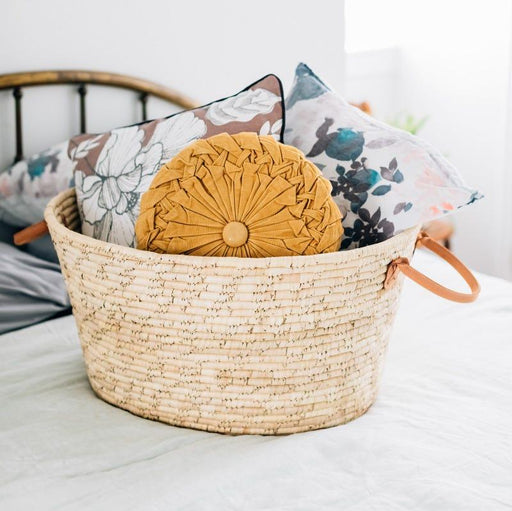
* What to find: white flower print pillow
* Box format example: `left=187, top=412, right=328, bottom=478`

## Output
left=284, top=63, right=482, bottom=249
left=69, top=74, right=285, bottom=247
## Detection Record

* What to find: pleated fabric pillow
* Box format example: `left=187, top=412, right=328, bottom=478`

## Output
left=285, top=63, right=482, bottom=249
left=135, top=133, right=342, bottom=257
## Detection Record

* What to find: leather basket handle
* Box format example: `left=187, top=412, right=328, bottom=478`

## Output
left=384, top=232, right=480, bottom=303
left=13, top=220, right=49, bottom=246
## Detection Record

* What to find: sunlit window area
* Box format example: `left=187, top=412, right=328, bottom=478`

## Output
left=345, top=0, right=512, bottom=278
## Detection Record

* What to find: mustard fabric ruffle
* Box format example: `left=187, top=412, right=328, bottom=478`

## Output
left=135, top=133, right=343, bottom=257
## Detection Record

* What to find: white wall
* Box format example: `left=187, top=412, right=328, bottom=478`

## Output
left=0, top=0, right=345, bottom=168
left=345, top=0, right=512, bottom=279
left=345, top=48, right=400, bottom=120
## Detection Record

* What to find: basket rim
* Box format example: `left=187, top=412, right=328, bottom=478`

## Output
left=45, top=188, right=420, bottom=268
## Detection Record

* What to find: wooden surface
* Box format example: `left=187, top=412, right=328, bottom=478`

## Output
left=423, top=219, right=454, bottom=249
left=0, top=70, right=197, bottom=110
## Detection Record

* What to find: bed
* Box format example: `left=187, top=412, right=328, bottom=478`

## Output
left=1, top=71, right=511, bottom=510
left=1, top=251, right=511, bottom=510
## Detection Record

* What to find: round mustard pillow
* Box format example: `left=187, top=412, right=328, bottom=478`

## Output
left=135, top=132, right=343, bottom=257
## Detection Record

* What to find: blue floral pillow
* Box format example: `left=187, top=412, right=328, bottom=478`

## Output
left=285, top=63, right=482, bottom=249
left=0, top=142, right=74, bottom=228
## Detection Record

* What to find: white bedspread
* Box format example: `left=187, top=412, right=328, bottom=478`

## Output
left=1, top=252, right=511, bottom=510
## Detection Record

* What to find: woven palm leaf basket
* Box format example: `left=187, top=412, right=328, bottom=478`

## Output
left=45, top=188, right=478, bottom=435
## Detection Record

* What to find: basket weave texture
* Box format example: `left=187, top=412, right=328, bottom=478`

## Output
left=46, top=189, right=418, bottom=435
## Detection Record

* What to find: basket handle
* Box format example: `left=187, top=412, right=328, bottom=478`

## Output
left=384, top=232, right=480, bottom=303
left=13, top=220, right=49, bottom=245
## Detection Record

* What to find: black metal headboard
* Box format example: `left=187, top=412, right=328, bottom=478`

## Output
left=0, top=70, right=197, bottom=163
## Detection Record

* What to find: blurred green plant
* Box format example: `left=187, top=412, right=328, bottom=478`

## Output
left=388, top=113, right=428, bottom=135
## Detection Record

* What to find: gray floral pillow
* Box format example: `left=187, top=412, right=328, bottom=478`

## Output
left=285, top=63, right=481, bottom=249
left=69, top=75, right=284, bottom=247
left=0, top=142, right=74, bottom=228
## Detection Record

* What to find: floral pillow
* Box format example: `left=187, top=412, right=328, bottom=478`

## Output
left=0, top=142, right=74, bottom=228
left=69, top=74, right=284, bottom=247
left=285, top=63, right=482, bottom=249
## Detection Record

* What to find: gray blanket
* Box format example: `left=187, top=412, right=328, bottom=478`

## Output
left=0, top=242, right=70, bottom=333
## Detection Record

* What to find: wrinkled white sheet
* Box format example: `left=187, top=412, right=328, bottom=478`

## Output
left=1, top=252, right=511, bottom=510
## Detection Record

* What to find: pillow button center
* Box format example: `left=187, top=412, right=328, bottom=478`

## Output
left=223, top=222, right=249, bottom=248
